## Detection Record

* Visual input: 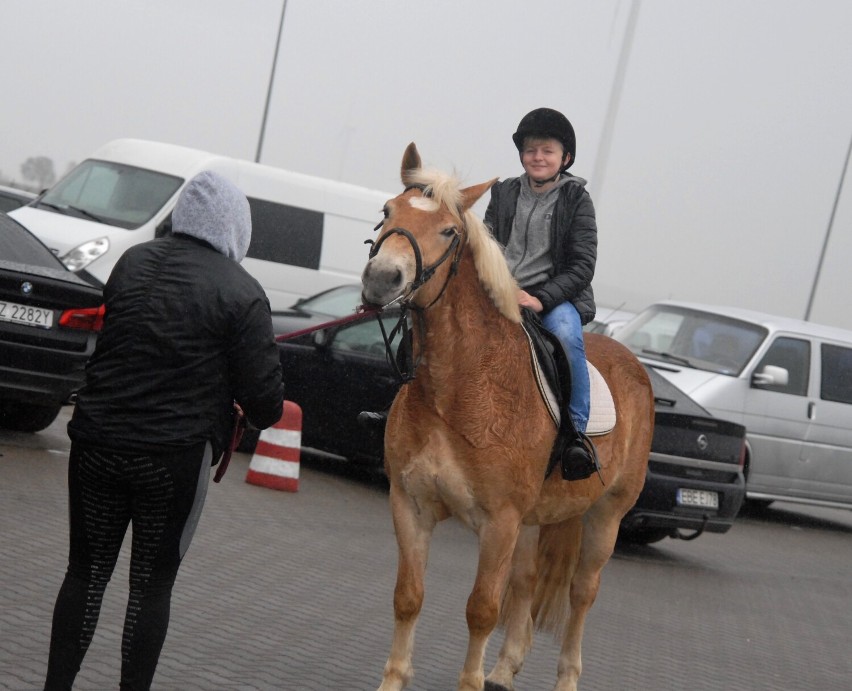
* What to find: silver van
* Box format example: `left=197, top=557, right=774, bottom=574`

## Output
left=616, top=300, right=852, bottom=510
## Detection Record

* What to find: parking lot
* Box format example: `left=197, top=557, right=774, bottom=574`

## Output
left=2, top=407, right=851, bottom=690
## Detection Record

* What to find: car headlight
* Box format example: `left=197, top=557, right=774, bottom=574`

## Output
left=61, top=237, right=110, bottom=272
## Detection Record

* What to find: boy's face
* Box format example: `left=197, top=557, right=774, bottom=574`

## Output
left=520, top=137, right=569, bottom=182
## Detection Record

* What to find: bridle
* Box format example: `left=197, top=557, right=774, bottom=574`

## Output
left=366, top=183, right=467, bottom=312
left=364, top=183, right=468, bottom=381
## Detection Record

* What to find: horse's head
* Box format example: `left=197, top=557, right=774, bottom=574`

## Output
left=361, top=143, right=500, bottom=311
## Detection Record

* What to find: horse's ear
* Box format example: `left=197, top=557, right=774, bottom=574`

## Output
left=459, top=178, right=499, bottom=212
left=401, top=142, right=421, bottom=185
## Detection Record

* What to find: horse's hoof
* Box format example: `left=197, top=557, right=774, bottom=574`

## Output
left=484, top=682, right=511, bottom=691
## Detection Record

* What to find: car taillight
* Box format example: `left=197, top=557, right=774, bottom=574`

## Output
left=738, top=439, right=747, bottom=468
left=59, top=304, right=105, bottom=332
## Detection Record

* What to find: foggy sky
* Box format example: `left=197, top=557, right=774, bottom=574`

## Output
left=2, top=0, right=850, bottom=329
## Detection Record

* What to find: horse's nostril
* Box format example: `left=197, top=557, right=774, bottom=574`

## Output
left=393, top=269, right=403, bottom=287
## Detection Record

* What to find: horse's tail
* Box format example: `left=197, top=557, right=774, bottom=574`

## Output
left=497, top=518, right=583, bottom=636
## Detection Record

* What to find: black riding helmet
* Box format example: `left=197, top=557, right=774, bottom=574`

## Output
left=512, top=108, right=576, bottom=171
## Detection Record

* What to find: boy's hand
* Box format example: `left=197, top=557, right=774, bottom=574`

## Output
left=517, top=289, right=543, bottom=313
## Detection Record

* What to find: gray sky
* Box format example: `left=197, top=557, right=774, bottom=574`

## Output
left=2, top=0, right=851, bottom=329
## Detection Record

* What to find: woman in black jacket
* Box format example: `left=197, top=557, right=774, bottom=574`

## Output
left=45, top=171, right=285, bottom=690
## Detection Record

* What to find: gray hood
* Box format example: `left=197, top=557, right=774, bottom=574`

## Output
left=172, top=171, right=251, bottom=262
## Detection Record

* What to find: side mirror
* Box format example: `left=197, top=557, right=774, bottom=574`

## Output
left=752, top=364, right=789, bottom=387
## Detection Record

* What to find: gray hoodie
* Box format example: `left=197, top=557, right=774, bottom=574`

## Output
left=172, top=170, right=252, bottom=262
left=504, top=174, right=572, bottom=287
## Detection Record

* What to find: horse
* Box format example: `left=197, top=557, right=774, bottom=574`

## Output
left=360, top=143, right=654, bottom=691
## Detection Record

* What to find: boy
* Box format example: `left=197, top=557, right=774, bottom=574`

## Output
left=484, top=107, right=598, bottom=476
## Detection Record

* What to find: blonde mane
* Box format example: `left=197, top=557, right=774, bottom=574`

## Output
left=406, top=167, right=521, bottom=323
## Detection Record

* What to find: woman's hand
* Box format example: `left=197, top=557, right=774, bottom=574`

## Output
left=517, top=289, right=543, bottom=313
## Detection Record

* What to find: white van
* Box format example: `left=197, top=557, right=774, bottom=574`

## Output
left=616, top=300, right=852, bottom=510
left=9, top=139, right=390, bottom=309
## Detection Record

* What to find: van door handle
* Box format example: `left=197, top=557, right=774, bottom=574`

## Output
left=807, top=401, right=816, bottom=420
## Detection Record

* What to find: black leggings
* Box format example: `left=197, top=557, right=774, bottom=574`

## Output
left=44, top=441, right=210, bottom=691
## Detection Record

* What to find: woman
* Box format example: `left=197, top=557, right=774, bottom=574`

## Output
left=44, top=171, right=286, bottom=690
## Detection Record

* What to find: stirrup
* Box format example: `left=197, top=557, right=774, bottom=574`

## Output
left=560, top=430, right=604, bottom=484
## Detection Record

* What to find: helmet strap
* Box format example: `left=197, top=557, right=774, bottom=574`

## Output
left=532, top=173, right=560, bottom=187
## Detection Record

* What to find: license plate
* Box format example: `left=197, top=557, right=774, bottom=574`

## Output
left=677, top=488, right=719, bottom=509
left=0, top=300, right=53, bottom=328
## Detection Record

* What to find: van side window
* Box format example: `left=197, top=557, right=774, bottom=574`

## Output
left=821, top=344, right=852, bottom=404
left=247, top=197, right=323, bottom=269
left=754, top=337, right=810, bottom=395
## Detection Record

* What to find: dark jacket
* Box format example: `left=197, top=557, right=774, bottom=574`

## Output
left=68, top=234, right=285, bottom=457
left=484, top=175, right=597, bottom=324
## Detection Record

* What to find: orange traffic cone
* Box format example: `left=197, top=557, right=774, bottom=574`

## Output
left=245, top=401, right=301, bottom=492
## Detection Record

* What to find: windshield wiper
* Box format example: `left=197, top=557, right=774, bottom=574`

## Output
left=36, top=201, right=108, bottom=224
left=641, top=348, right=695, bottom=368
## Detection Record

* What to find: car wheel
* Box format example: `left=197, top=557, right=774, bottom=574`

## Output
left=0, top=402, right=62, bottom=432
left=617, top=526, right=671, bottom=545
left=742, top=497, right=774, bottom=511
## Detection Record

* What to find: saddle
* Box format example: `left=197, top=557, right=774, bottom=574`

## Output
left=521, top=309, right=615, bottom=479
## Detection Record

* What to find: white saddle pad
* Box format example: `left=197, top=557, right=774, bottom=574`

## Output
left=536, top=360, right=616, bottom=437
left=585, top=362, right=616, bottom=436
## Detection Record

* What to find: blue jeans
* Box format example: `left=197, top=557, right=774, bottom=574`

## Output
left=542, top=302, right=590, bottom=433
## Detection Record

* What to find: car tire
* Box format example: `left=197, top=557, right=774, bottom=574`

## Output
left=742, top=497, right=774, bottom=511
left=0, top=402, right=62, bottom=432
left=617, top=526, right=671, bottom=545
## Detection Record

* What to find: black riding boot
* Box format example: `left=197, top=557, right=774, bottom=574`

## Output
left=559, top=434, right=598, bottom=481
left=549, top=426, right=602, bottom=483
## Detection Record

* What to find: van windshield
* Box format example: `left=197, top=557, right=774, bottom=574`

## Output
left=36, top=159, right=183, bottom=230
left=616, top=305, right=767, bottom=376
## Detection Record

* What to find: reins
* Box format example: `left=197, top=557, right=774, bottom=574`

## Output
left=363, top=183, right=469, bottom=380
left=273, top=306, right=381, bottom=342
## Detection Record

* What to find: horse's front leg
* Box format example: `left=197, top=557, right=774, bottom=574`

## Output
left=378, top=483, right=436, bottom=691
left=484, top=524, right=540, bottom=691
left=458, top=509, right=522, bottom=691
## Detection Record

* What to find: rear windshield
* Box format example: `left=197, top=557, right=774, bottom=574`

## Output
left=37, top=159, right=183, bottom=230
left=617, top=305, right=767, bottom=376
left=0, top=213, right=66, bottom=269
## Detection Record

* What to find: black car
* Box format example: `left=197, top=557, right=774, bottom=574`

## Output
left=269, top=285, right=747, bottom=543
left=0, top=185, right=36, bottom=213
left=621, top=366, right=746, bottom=543
left=268, top=285, right=403, bottom=463
left=0, top=213, right=103, bottom=431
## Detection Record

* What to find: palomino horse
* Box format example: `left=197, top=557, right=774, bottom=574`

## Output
left=361, top=143, right=653, bottom=691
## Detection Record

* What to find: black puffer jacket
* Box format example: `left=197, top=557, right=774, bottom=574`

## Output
left=484, top=175, right=597, bottom=324
left=68, top=234, right=285, bottom=457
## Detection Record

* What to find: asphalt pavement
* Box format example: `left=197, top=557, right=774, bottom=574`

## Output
left=2, top=406, right=851, bottom=690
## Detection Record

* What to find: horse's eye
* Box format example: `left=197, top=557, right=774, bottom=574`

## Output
left=441, top=227, right=457, bottom=238
left=382, top=206, right=390, bottom=218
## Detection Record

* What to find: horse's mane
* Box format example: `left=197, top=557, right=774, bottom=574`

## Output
left=406, top=167, right=521, bottom=323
